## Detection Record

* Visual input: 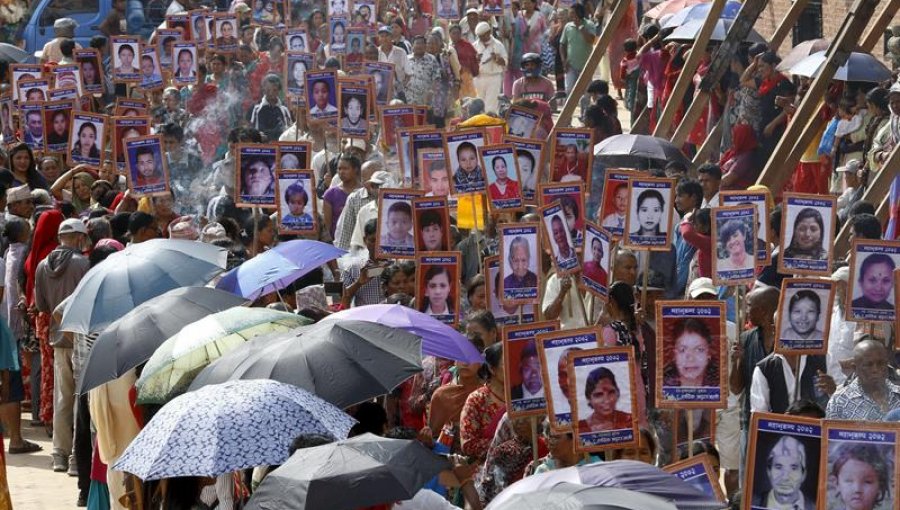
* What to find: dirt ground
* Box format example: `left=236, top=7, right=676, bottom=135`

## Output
left=7, top=413, right=80, bottom=509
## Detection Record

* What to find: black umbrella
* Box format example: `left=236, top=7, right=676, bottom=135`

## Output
left=594, top=134, right=691, bottom=169
left=245, top=433, right=449, bottom=510
left=187, top=320, right=423, bottom=408
left=77, top=287, right=247, bottom=394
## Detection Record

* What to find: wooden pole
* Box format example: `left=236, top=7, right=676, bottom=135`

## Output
left=834, top=144, right=900, bottom=256
left=653, top=0, right=728, bottom=139
left=859, top=0, right=900, bottom=53
left=531, top=415, right=539, bottom=463
left=767, top=0, right=811, bottom=52
left=640, top=252, right=650, bottom=312
left=754, top=0, right=881, bottom=194
left=687, top=410, right=694, bottom=458
left=552, top=0, right=633, bottom=131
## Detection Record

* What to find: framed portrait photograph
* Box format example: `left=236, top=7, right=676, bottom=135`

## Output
left=664, top=454, right=727, bottom=503
left=138, top=46, right=164, bottom=92
left=445, top=128, right=487, bottom=195
left=379, top=105, right=416, bottom=156
left=550, top=128, right=594, bottom=184
left=166, top=13, right=191, bottom=38
left=721, top=189, right=772, bottom=265
left=345, top=28, right=367, bottom=64
left=274, top=170, right=316, bottom=234
left=413, top=196, right=451, bottom=253
left=338, top=81, right=370, bottom=139
left=503, top=135, right=543, bottom=205
left=235, top=144, right=278, bottom=208
left=114, top=98, right=148, bottom=117
left=365, top=62, right=394, bottom=106
left=285, top=52, right=315, bottom=101
left=411, top=130, right=445, bottom=191
left=52, top=64, right=82, bottom=96
left=711, top=205, right=758, bottom=286
left=0, top=93, right=14, bottom=142
left=213, top=14, right=239, bottom=52
left=624, top=177, right=675, bottom=251
left=540, top=182, right=585, bottom=250
left=275, top=141, right=311, bottom=170
left=568, top=347, right=638, bottom=452
left=285, top=28, right=309, bottom=53
left=156, top=29, right=184, bottom=69
left=17, top=78, right=49, bottom=103
left=581, top=223, right=611, bottom=299
left=779, top=193, right=836, bottom=276
left=9, top=63, right=42, bottom=102
left=775, top=278, right=835, bottom=355
left=68, top=112, right=106, bottom=167
left=73, top=48, right=104, bottom=94
left=111, top=36, right=141, bottom=82
left=49, top=87, right=79, bottom=103
left=112, top=116, right=150, bottom=170
left=397, top=126, right=433, bottom=187
left=436, top=0, right=460, bottom=19
left=482, top=0, right=504, bottom=16
left=328, top=17, right=349, bottom=54
left=818, top=421, right=898, bottom=510
left=376, top=188, right=423, bottom=259
left=535, top=327, right=600, bottom=431
left=124, top=135, right=169, bottom=196
left=189, top=10, right=208, bottom=44
left=655, top=300, right=727, bottom=409
left=172, top=43, right=198, bottom=85
left=328, top=0, right=350, bottom=17
left=541, top=202, right=580, bottom=274
left=499, top=223, right=541, bottom=305
left=306, top=71, right=339, bottom=119
left=252, top=0, right=285, bottom=26
left=847, top=239, right=900, bottom=323
left=503, top=321, right=560, bottom=417
left=19, top=102, right=44, bottom=151
left=417, top=148, right=450, bottom=198
left=485, top=256, right=536, bottom=326
left=351, top=0, right=376, bottom=25
left=743, top=412, right=823, bottom=510
left=415, top=252, right=460, bottom=326
left=42, top=99, right=74, bottom=154
left=480, top=143, right=523, bottom=212
left=506, top=105, right=542, bottom=139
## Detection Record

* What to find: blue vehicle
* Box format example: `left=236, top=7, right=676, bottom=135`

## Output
left=18, top=0, right=168, bottom=57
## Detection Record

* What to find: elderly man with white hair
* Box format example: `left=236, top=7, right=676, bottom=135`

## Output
left=472, top=21, right=507, bottom=115
left=751, top=435, right=814, bottom=510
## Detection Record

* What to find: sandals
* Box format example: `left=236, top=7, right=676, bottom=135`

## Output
left=8, top=440, right=42, bottom=454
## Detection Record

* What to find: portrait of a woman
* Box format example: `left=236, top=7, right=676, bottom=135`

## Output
left=577, top=367, right=632, bottom=432
left=851, top=253, right=896, bottom=310
left=783, top=207, right=827, bottom=261
left=663, top=318, right=718, bottom=388
left=488, top=155, right=519, bottom=201
left=716, top=219, right=754, bottom=272
left=780, top=290, right=824, bottom=341
left=630, top=189, right=665, bottom=238
left=72, top=121, right=101, bottom=161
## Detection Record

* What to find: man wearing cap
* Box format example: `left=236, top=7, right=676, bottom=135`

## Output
left=459, top=8, right=483, bottom=43
left=6, top=185, right=34, bottom=223
left=870, top=82, right=900, bottom=168
left=335, top=164, right=392, bottom=251
left=33, top=219, right=90, bottom=476
left=473, top=21, right=507, bottom=115
left=377, top=26, right=410, bottom=96
left=835, top=159, right=861, bottom=215
left=41, top=19, right=81, bottom=64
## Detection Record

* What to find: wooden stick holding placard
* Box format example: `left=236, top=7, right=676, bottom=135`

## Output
left=530, top=416, right=539, bottom=463
left=251, top=206, right=260, bottom=258
left=640, top=253, right=650, bottom=313
left=576, top=283, right=590, bottom=327
left=687, top=411, right=694, bottom=458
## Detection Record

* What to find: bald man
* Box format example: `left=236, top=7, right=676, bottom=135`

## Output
left=612, top=248, right=638, bottom=286
left=826, top=339, right=900, bottom=420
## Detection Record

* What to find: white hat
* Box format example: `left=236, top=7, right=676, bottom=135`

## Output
left=58, top=218, right=87, bottom=236
left=465, top=7, right=480, bottom=15
left=836, top=159, right=861, bottom=173
left=367, top=170, right=393, bottom=186
left=687, top=277, right=717, bottom=299
left=475, top=22, right=492, bottom=36
left=6, top=185, right=31, bottom=203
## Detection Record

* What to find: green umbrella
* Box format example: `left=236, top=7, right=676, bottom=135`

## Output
left=135, top=307, right=311, bottom=404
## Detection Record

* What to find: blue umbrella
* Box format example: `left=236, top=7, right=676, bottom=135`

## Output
left=788, top=50, right=892, bottom=83
left=60, top=239, right=227, bottom=335
left=216, top=240, right=347, bottom=300
left=113, top=379, right=356, bottom=480
left=661, top=0, right=743, bottom=28
left=664, top=18, right=766, bottom=43
left=321, top=304, right=483, bottom=363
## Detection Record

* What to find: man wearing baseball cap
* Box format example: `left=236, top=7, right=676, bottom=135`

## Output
left=33, top=218, right=90, bottom=482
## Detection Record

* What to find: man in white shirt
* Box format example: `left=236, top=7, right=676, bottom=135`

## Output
left=472, top=22, right=507, bottom=115
left=377, top=26, right=409, bottom=95
left=698, top=163, right=721, bottom=208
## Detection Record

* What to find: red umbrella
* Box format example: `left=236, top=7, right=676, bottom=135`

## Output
left=644, top=0, right=707, bottom=19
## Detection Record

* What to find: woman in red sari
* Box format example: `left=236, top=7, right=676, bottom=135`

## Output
left=450, top=24, right=479, bottom=99
left=720, top=122, right=762, bottom=190
left=459, top=343, right=506, bottom=464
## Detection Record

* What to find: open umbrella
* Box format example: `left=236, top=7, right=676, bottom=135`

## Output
left=664, top=18, right=766, bottom=43
left=594, top=134, right=691, bottom=168
left=113, top=380, right=355, bottom=480
left=321, top=304, right=483, bottom=363
left=0, top=43, right=30, bottom=64
left=660, top=1, right=743, bottom=29
left=776, top=38, right=830, bottom=72
left=135, top=307, right=312, bottom=404
left=216, top=240, right=346, bottom=300
left=644, top=0, right=707, bottom=20
left=788, top=50, right=892, bottom=83
left=76, top=287, right=246, bottom=394
left=487, top=460, right=725, bottom=510
left=61, top=239, right=227, bottom=335
left=490, top=485, right=679, bottom=510
left=245, top=433, right=449, bottom=510
left=188, top=320, right=423, bottom=408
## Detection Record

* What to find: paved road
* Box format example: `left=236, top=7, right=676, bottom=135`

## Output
left=7, top=414, right=80, bottom=509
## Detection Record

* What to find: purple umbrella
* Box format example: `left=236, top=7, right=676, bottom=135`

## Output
left=321, top=304, right=483, bottom=363
left=216, top=240, right=346, bottom=300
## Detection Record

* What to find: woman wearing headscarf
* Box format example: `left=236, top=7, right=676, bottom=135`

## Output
left=751, top=51, right=796, bottom=155
left=23, top=209, right=64, bottom=427
left=450, top=24, right=479, bottom=99
left=51, top=168, right=96, bottom=214
left=719, top=123, right=761, bottom=190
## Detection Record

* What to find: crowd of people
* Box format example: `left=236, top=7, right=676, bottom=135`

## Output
left=0, top=0, right=898, bottom=508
